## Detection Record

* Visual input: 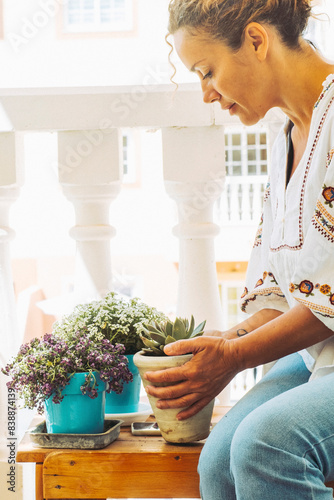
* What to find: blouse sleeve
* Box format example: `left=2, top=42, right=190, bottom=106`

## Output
left=289, top=146, right=334, bottom=330
left=240, top=179, right=290, bottom=315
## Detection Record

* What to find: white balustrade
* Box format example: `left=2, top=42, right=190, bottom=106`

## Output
left=220, top=176, right=267, bottom=225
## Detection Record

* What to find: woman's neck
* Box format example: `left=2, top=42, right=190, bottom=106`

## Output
left=274, top=40, right=334, bottom=136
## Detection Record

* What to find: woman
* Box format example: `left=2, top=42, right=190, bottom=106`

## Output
left=145, top=1, right=334, bottom=498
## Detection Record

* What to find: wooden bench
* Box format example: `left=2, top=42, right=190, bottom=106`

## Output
left=17, top=406, right=334, bottom=499
left=17, top=406, right=230, bottom=500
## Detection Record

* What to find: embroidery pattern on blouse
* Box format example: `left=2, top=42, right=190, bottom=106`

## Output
left=270, top=95, right=334, bottom=253
left=253, top=183, right=270, bottom=248
left=326, top=148, right=334, bottom=169
left=240, top=272, right=285, bottom=312
left=253, top=214, right=263, bottom=248
left=294, top=298, right=334, bottom=318
left=312, top=189, right=334, bottom=243
left=263, top=182, right=271, bottom=203
left=289, top=280, right=334, bottom=317
left=314, top=76, right=334, bottom=109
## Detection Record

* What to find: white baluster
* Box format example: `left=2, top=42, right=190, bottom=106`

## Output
left=252, top=182, right=263, bottom=222
left=162, top=126, right=225, bottom=330
left=229, top=181, right=240, bottom=223
left=219, top=184, right=229, bottom=225
left=58, top=129, right=122, bottom=303
left=162, top=126, right=230, bottom=404
left=241, top=181, right=251, bottom=222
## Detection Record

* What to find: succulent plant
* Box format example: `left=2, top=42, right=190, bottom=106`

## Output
left=140, top=315, right=206, bottom=356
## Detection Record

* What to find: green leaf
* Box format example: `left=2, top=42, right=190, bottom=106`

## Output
left=172, top=318, right=187, bottom=340
left=160, top=323, right=167, bottom=336
left=141, top=336, right=161, bottom=350
left=165, top=335, right=177, bottom=345
left=192, top=320, right=206, bottom=336
left=165, top=321, right=173, bottom=337
left=188, top=315, right=195, bottom=336
left=146, top=324, right=166, bottom=336
left=190, top=331, right=203, bottom=339
left=150, top=332, right=168, bottom=344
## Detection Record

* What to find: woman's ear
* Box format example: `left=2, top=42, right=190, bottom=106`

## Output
left=244, top=22, right=269, bottom=62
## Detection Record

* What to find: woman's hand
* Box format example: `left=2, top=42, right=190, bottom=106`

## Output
left=144, top=336, right=240, bottom=420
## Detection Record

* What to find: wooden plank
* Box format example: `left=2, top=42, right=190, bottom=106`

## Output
left=44, top=470, right=200, bottom=499
left=17, top=446, right=53, bottom=464
left=44, top=450, right=201, bottom=474
left=35, top=463, right=44, bottom=500
left=43, top=449, right=201, bottom=498
left=17, top=431, right=203, bottom=463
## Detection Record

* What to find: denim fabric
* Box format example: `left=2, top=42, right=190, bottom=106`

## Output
left=198, top=353, right=334, bottom=499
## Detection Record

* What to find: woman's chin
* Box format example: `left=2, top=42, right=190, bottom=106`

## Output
left=238, top=111, right=264, bottom=127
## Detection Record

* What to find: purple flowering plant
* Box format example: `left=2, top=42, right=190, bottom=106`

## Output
left=1, top=329, right=132, bottom=414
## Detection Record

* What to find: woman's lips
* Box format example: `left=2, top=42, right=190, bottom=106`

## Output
left=228, top=103, right=236, bottom=115
left=221, top=103, right=236, bottom=112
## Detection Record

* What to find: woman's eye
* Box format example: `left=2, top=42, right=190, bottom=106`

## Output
left=202, top=71, right=212, bottom=80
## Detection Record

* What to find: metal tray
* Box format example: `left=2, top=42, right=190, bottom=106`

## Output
left=28, top=419, right=122, bottom=449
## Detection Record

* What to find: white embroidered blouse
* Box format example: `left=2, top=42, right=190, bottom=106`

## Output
left=240, top=74, right=334, bottom=378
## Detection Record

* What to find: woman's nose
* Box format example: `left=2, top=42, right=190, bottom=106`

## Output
left=201, top=81, right=221, bottom=104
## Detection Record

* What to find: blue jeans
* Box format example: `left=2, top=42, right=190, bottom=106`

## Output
left=198, top=353, right=334, bottom=499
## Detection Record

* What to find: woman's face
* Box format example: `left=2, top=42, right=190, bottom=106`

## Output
left=173, top=27, right=276, bottom=126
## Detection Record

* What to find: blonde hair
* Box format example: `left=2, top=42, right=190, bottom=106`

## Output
left=167, top=0, right=312, bottom=50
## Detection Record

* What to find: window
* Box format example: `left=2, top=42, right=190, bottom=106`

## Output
left=62, top=0, right=135, bottom=35
left=224, top=127, right=268, bottom=177
left=219, top=126, right=269, bottom=223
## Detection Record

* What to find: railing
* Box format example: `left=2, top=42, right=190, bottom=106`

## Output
left=0, top=82, right=235, bottom=356
left=0, top=84, right=284, bottom=496
left=219, top=175, right=267, bottom=224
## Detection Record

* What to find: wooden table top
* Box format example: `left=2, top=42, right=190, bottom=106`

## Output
left=16, top=405, right=231, bottom=464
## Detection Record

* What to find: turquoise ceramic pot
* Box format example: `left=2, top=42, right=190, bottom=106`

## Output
left=105, top=355, right=141, bottom=413
left=44, top=371, right=106, bottom=434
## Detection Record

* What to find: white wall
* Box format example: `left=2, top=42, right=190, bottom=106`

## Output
left=317, top=0, right=334, bottom=60
left=0, top=0, right=173, bottom=87
left=0, top=0, right=333, bottom=89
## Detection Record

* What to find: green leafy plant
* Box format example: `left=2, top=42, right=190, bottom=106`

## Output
left=52, top=292, right=168, bottom=354
left=140, top=315, right=206, bottom=356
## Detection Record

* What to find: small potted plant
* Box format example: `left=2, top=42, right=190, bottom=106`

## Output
left=1, top=329, right=132, bottom=434
left=52, top=292, right=168, bottom=414
left=134, top=316, right=215, bottom=443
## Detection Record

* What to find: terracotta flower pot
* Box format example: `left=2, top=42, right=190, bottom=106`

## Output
left=134, top=351, right=214, bottom=443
